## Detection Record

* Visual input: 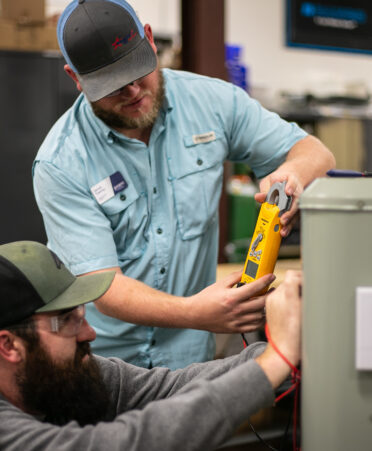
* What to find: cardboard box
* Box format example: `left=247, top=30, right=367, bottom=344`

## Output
left=0, top=20, right=59, bottom=52
left=1, top=0, right=45, bottom=25
left=16, top=24, right=59, bottom=51
left=0, top=19, right=16, bottom=50
left=41, top=24, right=59, bottom=50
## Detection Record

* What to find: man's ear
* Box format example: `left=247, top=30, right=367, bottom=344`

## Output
left=0, top=331, right=25, bottom=363
left=144, top=24, right=157, bottom=54
left=64, top=64, right=83, bottom=92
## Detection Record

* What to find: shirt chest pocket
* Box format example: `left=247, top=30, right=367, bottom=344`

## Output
left=170, top=130, right=227, bottom=240
left=99, top=184, right=148, bottom=261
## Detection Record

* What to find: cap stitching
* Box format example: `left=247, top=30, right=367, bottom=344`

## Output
left=79, top=36, right=146, bottom=74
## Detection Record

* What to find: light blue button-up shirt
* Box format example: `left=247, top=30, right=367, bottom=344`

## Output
left=33, top=69, right=307, bottom=370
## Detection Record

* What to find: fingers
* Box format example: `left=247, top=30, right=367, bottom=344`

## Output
left=283, top=270, right=302, bottom=297
left=235, top=273, right=275, bottom=299
left=280, top=209, right=297, bottom=237
left=236, top=310, right=265, bottom=324
left=229, top=309, right=266, bottom=332
left=238, top=320, right=266, bottom=333
left=281, top=269, right=302, bottom=289
left=236, top=295, right=266, bottom=314
left=257, top=176, right=271, bottom=197
left=285, top=269, right=302, bottom=282
left=280, top=176, right=302, bottom=236
left=254, top=192, right=267, bottom=205
left=256, top=174, right=303, bottom=237
left=266, top=270, right=302, bottom=314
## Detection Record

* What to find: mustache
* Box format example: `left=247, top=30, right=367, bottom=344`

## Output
left=75, top=341, right=91, bottom=363
left=117, top=90, right=152, bottom=107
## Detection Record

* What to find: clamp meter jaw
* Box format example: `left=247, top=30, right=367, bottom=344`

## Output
left=239, top=181, right=292, bottom=291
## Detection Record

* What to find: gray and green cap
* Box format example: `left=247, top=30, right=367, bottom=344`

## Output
left=0, top=241, right=115, bottom=328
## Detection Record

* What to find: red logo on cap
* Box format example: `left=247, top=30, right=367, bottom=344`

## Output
left=112, top=29, right=138, bottom=50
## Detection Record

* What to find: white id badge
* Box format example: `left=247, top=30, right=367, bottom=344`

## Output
left=90, top=177, right=115, bottom=204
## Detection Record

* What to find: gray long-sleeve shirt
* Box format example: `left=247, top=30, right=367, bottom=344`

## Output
left=0, top=343, right=274, bottom=451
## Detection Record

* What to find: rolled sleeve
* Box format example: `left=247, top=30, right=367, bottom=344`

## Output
left=227, top=85, right=307, bottom=178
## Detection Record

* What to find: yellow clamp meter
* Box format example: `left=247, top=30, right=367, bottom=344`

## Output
left=238, top=181, right=292, bottom=292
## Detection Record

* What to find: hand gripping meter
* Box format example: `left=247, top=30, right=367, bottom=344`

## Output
left=238, top=181, right=292, bottom=292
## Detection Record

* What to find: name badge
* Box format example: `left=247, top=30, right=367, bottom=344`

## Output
left=90, top=171, right=128, bottom=205
left=192, top=131, right=216, bottom=145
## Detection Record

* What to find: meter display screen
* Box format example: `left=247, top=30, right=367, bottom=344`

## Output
left=245, top=260, right=259, bottom=279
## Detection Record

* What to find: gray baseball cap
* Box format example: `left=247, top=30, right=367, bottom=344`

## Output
left=0, top=241, right=115, bottom=328
left=57, top=0, right=157, bottom=101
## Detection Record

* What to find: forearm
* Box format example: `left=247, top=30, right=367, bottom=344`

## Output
left=92, top=269, right=193, bottom=328
left=255, top=346, right=292, bottom=389
left=281, top=135, right=335, bottom=187
left=102, top=343, right=267, bottom=412
left=84, top=268, right=274, bottom=334
left=256, top=135, right=335, bottom=236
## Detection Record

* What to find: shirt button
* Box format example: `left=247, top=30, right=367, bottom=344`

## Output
left=160, top=267, right=166, bottom=274
left=151, top=339, right=156, bottom=346
left=197, top=159, right=203, bottom=166
left=156, top=228, right=163, bottom=234
left=153, top=187, right=157, bottom=194
left=120, top=194, right=126, bottom=201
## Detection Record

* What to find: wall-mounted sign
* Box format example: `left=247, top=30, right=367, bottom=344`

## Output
left=286, top=0, right=372, bottom=55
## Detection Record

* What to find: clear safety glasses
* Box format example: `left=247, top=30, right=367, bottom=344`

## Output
left=48, top=304, right=86, bottom=337
left=9, top=304, right=86, bottom=338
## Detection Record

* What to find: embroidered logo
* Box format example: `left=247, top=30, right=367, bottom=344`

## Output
left=192, top=131, right=216, bottom=145
left=112, top=29, right=138, bottom=49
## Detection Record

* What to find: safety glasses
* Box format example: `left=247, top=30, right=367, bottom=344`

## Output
left=48, top=304, right=86, bottom=337
left=9, top=305, right=86, bottom=338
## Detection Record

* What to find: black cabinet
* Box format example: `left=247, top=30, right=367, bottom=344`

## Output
left=0, top=50, right=78, bottom=244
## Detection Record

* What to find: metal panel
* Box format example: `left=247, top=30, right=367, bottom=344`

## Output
left=300, top=177, right=372, bottom=450
left=0, top=50, right=78, bottom=244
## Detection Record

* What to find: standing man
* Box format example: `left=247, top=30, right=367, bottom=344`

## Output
left=0, top=241, right=302, bottom=451
left=33, top=0, right=335, bottom=369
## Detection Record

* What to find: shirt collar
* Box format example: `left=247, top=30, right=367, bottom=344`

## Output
left=82, top=97, right=115, bottom=143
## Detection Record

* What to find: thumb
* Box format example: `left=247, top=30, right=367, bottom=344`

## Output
left=254, top=192, right=266, bottom=204
left=222, top=270, right=244, bottom=287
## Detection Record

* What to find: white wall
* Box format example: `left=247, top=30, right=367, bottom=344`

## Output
left=46, top=0, right=180, bottom=36
left=226, top=0, right=372, bottom=98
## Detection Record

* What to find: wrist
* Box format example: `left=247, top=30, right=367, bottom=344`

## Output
left=255, top=345, right=291, bottom=390
left=180, top=295, right=200, bottom=329
left=265, top=323, right=300, bottom=369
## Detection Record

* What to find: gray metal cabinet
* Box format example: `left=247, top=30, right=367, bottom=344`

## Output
left=0, top=50, right=78, bottom=244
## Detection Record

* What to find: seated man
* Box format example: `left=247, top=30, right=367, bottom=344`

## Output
left=0, top=241, right=302, bottom=451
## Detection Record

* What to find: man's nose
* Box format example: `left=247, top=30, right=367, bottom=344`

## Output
left=119, top=81, right=140, bottom=97
left=76, top=318, right=96, bottom=342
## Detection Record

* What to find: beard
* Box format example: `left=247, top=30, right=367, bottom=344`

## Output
left=15, top=339, right=110, bottom=426
left=91, top=70, right=165, bottom=130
